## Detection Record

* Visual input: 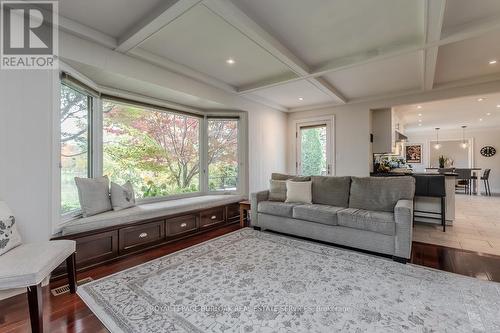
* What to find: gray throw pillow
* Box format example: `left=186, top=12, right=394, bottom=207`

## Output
left=271, top=173, right=311, bottom=182
left=75, top=176, right=112, bottom=217
left=268, top=180, right=287, bottom=202
left=311, top=176, right=351, bottom=207
left=110, top=181, right=136, bottom=211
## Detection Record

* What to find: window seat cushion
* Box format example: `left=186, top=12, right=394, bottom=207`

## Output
left=60, top=195, right=243, bottom=236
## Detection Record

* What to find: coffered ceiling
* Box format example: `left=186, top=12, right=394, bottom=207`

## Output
left=57, top=0, right=500, bottom=112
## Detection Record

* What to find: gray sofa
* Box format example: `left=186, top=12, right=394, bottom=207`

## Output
left=251, top=175, right=415, bottom=261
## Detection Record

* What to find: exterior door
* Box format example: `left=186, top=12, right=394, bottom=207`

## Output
left=296, top=120, right=333, bottom=176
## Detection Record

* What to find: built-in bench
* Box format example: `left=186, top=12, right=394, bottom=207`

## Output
left=52, top=194, right=244, bottom=278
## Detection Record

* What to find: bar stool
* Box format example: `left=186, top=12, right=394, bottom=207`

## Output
left=413, top=174, right=447, bottom=232
left=455, top=168, right=472, bottom=195
left=472, top=169, right=492, bottom=196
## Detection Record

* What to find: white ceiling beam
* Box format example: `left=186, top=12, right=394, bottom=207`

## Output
left=115, top=0, right=202, bottom=53
left=58, top=16, right=118, bottom=49
left=422, top=0, right=446, bottom=91
left=202, top=0, right=346, bottom=104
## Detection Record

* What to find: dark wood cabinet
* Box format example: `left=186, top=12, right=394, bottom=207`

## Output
left=119, top=220, right=165, bottom=254
left=226, top=203, right=240, bottom=223
left=167, top=214, right=197, bottom=237
left=51, top=201, right=241, bottom=279
left=200, top=207, right=225, bottom=228
left=74, top=230, right=119, bottom=267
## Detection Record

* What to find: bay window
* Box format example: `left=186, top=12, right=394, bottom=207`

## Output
left=59, top=73, right=243, bottom=216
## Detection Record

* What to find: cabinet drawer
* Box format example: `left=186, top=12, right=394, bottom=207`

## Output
left=75, top=230, right=119, bottom=267
left=167, top=214, right=198, bottom=236
left=119, top=220, right=165, bottom=254
left=200, top=207, right=225, bottom=228
left=226, top=203, right=240, bottom=223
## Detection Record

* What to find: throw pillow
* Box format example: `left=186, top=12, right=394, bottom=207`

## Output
left=110, top=181, right=136, bottom=211
left=285, top=180, right=312, bottom=204
left=271, top=173, right=311, bottom=182
left=268, top=180, right=287, bottom=202
left=75, top=176, right=112, bottom=217
left=0, top=201, right=22, bottom=256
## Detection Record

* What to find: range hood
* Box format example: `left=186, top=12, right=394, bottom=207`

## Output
left=395, top=131, right=408, bottom=143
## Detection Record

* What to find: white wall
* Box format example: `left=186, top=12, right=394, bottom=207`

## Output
left=406, top=127, right=500, bottom=193
left=248, top=109, right=288, bottom=193
left=0, top=70, right=57, bottom=243
left=287, top=79, right=500, bottom=177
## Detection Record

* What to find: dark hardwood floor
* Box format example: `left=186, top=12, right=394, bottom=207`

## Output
left=1, top=225, right=500, bottom=333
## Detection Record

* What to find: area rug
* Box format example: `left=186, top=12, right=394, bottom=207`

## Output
left=78, top=228, right=500, bottom=332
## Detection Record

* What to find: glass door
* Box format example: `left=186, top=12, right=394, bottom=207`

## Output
left=296, top=120, right=333, bottom=176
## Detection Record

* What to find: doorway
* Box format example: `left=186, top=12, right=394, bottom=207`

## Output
left=296, top=119, right=334, bottom=176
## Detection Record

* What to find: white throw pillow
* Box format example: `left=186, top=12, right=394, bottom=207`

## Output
left=110, top=181, right=136, bottom=211
left=285, top=180, right=312, bottom=204
left=0, top=201, right=22, bottom=256
left=75, top=176, right=112, bottom=217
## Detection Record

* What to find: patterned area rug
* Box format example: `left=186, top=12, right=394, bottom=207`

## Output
left=78, top=228, right=500, bottom=332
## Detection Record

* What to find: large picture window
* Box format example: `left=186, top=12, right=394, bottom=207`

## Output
left=60, top=84, right=92, bottom=214
left=208, top=119, right=239, bottom=191
left=103, top=100, right=200, bottom=198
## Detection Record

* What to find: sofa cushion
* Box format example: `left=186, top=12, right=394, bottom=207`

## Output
left=311, top=176, right=351, bottom=207
left=349, top=177, right=415, bottom=212
left=258, top=201, right=296, bottom=218
left=337, top=208, right=395, bottom=236
left=293, top=204, right=344, bottom=226
left=268, top=180, right=287, bottom=202
left=271, top=173, right=311, bottom=181
left=61, top=195, right=244, bottom=235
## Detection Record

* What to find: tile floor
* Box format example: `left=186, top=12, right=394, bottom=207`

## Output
left=413, top=194, right=500, bottom=256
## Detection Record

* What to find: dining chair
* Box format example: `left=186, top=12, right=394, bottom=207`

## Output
left=455, top=168, right=472, bottom=195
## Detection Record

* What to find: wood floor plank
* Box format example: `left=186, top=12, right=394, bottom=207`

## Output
left=1, top=224, right=499, bottom=332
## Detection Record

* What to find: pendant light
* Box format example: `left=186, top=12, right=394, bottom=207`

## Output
left=461, top=125, right=468, bottom=149
left=434, top=127, right=441, bottom=150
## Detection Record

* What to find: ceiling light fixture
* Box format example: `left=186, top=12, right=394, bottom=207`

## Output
left=418, top=113, right=422, bottom=117
left=226, top=58, right=235, bottom=65
left=417, top=105, right=422, bottom=109
left=460, top=126, right=468, bottom=149
left=477, top=98, right=484, bottom=102
left=497, top=104, right=500, bottom=108
left=489, top=60, right=498, bottom=65
left=418, top=119, right=422, bottom=122
left=487, top=112, right=492, bottom=116
left=479, top=118, right=483, bottom=121
left=434, top=128, right=441, bottom=150
left=298, top=97, right=304, bottom=101
left=418, top=123, right=422, bottom=127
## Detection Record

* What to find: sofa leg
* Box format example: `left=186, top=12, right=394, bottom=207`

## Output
left=253, top=226, right=261, bottom=231
left=392, top=256, right=408, bottom=264
left=66, top=252, right=77, bottom=294
left=27, top=283, right=43, bottom=333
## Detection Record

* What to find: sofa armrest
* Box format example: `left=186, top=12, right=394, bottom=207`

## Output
left=394, top=199, right=413, bottom=259
left=250, top=190, right=269, bottom=226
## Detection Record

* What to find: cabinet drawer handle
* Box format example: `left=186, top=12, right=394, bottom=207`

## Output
left=210, top=215, right=217, bottom=220
left=180, top=223, right=187, bottom=228
left=139, top=232, right=148, bottom=238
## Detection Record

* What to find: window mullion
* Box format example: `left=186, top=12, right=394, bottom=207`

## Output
left=200, top=116, right=208, bottom=194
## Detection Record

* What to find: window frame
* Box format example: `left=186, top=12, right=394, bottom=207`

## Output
left=206, top=116, right=241, bottom=194
left=59, top=81, right=96, bottom=220
left=58, top=73, right=246, bottom=221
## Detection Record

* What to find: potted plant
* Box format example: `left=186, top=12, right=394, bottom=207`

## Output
left=438, top=155, right=447, bottom=168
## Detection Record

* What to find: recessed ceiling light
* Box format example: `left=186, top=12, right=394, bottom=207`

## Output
left=477, top=98, right=484, bottom=102
left=298, top=97, right=304, bottom=101
left=418, top=123, right=422, bottom=126
left=487, top=112, right=492, bottom=116
left=418, top=119, right=422, bottom=122
left=226, top=58, right=235, bottom=65
left=479, top=118, right=483, bottom=121
left=418, top=113, right=422, bottom=117
left=489, top=60, right=498, bottom=65
left=497, top=104, right=500, bottom=108
left=416, top=105, right=422, bottom=109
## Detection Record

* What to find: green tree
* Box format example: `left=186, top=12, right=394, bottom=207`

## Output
left=301, top=128, right=325, bottom=176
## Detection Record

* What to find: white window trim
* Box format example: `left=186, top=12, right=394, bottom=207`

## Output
left=54, top=63, right=248, bottom=233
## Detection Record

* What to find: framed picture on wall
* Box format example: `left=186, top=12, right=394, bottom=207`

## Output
left=405, top=144, right=422, bottom=164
